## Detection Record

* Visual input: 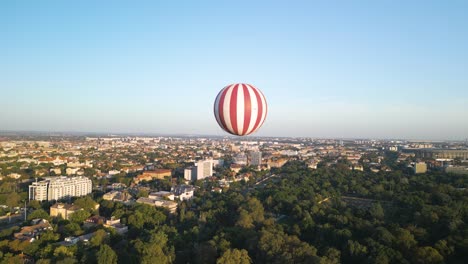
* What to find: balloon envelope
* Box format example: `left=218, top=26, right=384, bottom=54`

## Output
left=214, top=83, right=267, bottom=136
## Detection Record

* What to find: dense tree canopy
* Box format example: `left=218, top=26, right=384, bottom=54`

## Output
left=0, top=159, right=467, bottom=263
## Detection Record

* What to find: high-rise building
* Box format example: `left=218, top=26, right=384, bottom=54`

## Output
left=234, top=152, right=247, bottom=165
left=196, top=160, right=213, bottom=180
left=184, top=167, right=197, bottom=181
left=250, top=151, right=262, bottom=166
left=184, top=160, right=215, bottom=182
left=29, top=176, right=92, bottom=201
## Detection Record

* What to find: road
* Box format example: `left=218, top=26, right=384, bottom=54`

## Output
left=0, top=213, right=25, bottom=230
left=254, top=174, right=277, bottom=186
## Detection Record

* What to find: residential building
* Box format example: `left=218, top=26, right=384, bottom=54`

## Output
left=134, top=169, right=172, bottom=183
left=195, top=160, right=213, bottom=180
left=136, top=197, right=178, bottom=213
left=66, top=167, right=80, bottom=175
left=85, top=215, right=106, bottom=225
left=414, top=162, right=427, bottom=174
left=8, top=173, right=22, bottom=179
left=103, top=190, right=132, bottom=203
left=171, top=185, right=195, bottom=201
left=104, top=217, right=128, bottom=234
left=405, top=148, right=468, bottom=159
left=211, top=159, right=224, bottom=168
left=184, top=167, right=196, bottom=181
left=50, top=203, right=82, bottom=220
left=149, top=191, right=174, bottom=201
left=445, top=166, right=468, bottom=175
left=14, top=219, right=52, bottom=242
left=233, top=153, right=247, bottom=165
left=250, top=151, right=262, bottom=166
left=29, top=176, right=92, bottom=201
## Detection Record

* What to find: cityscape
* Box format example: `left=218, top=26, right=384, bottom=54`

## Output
left=0, top=134, right=467, bottom=263
left=1, top=1, right=468, bottom=264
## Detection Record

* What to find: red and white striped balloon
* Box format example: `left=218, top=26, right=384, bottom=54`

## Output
left=214, top=83, right=267, bottom=136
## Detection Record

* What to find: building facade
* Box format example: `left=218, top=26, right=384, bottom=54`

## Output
left=184, top=167, right=196, bottom=181
left=196, top=160, right=213, bottom=180
left=250, top=151, right=262, bottom=166
left=414, top=162, right=428, bottom=174
left=405, top=149, right=468, bottom=159
left=29, top=176, right=92, bottom=201
left=50, top=203, right=82, bottom=220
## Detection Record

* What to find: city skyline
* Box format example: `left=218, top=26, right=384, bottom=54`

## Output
left=2, top=1, right=468, bottom=140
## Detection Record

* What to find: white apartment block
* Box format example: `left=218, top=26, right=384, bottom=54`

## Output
left=29, top=176, right=92, bottom=201
left=196, top=160, right=213, bottom=180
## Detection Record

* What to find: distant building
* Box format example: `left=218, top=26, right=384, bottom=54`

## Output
left=250, top=151, right=262, bottom=166
left=281, top=150, right=298, bottom=156
left=405, top=148, right=468, bottom=159
left=14, top=219, right=52, bottom=242
left=171, top=185, right=195, bottom=201
left=29, top=176, right=92, bottom=201
left=267, top=158, right=288, bottom=168
left=66, top=167, right=80, bottom=175
left=184, top=160, right=213, bottom=181
left=50, top=203, right=82, bottom=220
left=211, top=159, right=224, bottom=167
left=104, top=217, right=128, bottom=234
left=136, top=197, right=178, bottom=213
left=108, top=170, right=121, bottom=176
left=230, top=164, right=243, bottom=174
left=149, top=191, right=174, bottom=201
left=234, top=153, right=247, bottom=165
left=197, top=160, right=213, bottom=179
left=445, top=166, right=468, bottom=175
left=184, top=167, right=197, bottom=181
left=134, top=169, right=172, bottom=183
left=50, top=167, right=62, bottom=175
left=8, top=173, right=22, bottom=179
left=414, top=162, right=427, bottom=174
left=353, top=165, right=364, bottom=172
left=85, top=215, right=106, bottom=225
left=102, top=190, right=133, bottom=203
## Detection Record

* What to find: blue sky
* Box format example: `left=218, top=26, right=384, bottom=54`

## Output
left=1, top=0, right=467, bottom=140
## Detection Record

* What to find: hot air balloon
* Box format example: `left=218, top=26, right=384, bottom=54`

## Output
left=214, top=83, right=267, bottom=136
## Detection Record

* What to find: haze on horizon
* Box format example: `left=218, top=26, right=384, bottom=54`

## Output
left=1, top=1, right=467, bottom=141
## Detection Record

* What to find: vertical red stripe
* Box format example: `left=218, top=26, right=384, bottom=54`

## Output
left=258, top=89, right=267, bottom=127
left=218, top=87, right=229, bottom=133
left=229, top=84, right=239, bottom=135
left=242, top=84, right=252, bottom=135
left=214, top=91, right=222, bottom=127
left=251, top=86, right=263, bottom=133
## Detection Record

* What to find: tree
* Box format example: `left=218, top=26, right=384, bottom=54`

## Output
left=39, top=231, right=60, bottom=244
left=413, top=247, right=444, bottom=264
left=53, top=246, right=74, bottom=258
left=5, top=192, right=20, bottom=208
left=321, top=247, right=341, bottom=264
left=64, top=223, right=83, bottom=236
left=27, top=209, right=50, bottom=221
left=394, top=228, right=417, bottom=251
left=236, top=209, right=254, bottom=229
left=132, top=231, right=175, bottom=264
left=68, top=210, right=90, bottom=224
left=258, top=229, right=318, bottom=263
left=217, top=249, right=252, bottom=264
left=90, top=229, right=108, bottom=248
left=369, top=203, right=384, bottom=220
left=74, top=196, right=98, bottom=212
left=97, top=244, right=118, bottom=264
left=29, top=200, right=42, bottom=209
left=345, top=240, right=368, bottom=262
